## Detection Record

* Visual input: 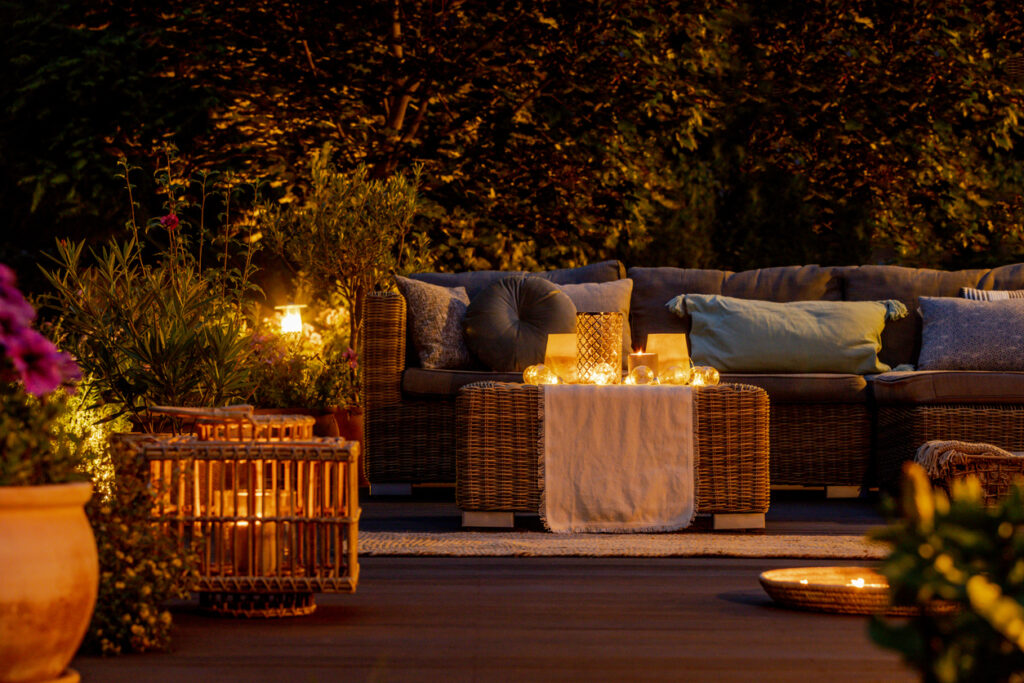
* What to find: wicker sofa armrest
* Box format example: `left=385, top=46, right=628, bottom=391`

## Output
left=363, top=291, right=407, bottom=409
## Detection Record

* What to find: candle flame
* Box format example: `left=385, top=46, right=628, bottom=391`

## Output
left=850, top=577, right=866, bottom=588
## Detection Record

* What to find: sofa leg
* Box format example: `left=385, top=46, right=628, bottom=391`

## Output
left=462, top=511, right=515, bottom=528
left=712, top=513, right=765, bottom=530
left=369, top=483, right=413, bottom=496
left=826, top=486, right=861, bottom=499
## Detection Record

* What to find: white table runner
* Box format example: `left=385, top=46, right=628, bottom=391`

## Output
left=540, top=384, right=695, bottom=533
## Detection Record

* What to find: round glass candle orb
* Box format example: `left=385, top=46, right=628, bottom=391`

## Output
left=591, top=362, right=619, bottom=385
left=691, top=366, right=721, bottom=387
left=661, top=364, right=693, bottom=386
left=523, top=363, right=557, bottom=385
left=628, top=365, right=656, bottom=385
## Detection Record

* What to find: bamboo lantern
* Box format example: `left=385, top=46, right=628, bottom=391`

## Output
left=120, top=407, right=360, bottom=618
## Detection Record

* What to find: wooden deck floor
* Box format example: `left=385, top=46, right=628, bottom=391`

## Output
left=73, top=489, right=915, bottom=682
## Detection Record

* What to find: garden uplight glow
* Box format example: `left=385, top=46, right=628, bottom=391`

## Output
left=276, top=304, right=306, bottom=334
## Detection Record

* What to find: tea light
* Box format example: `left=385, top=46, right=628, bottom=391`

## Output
left=628, top=351, right=659, bottom=378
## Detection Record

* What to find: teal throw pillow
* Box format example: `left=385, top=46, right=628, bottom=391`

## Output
left=667, top=294, right=907, bottom=374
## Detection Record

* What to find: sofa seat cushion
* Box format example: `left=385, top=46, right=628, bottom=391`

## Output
left=722, top=374, right=868, bottom=403
left=411, top=260, right=626, bottom=299
left=403, top=368, right=523, bottom=397
left=870, top=371, right=1024, bottom=404
left=628, top=265, right=841, bottom=350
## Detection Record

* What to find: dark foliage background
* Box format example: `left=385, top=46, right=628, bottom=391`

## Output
left=3, top=0, right=1023, bottom=279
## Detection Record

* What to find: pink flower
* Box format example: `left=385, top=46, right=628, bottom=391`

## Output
left=0, top=264, right=17, bottom=288
left=5, top=329, right=80, bottom=396
left=343, top=347, right=358, bottom=370
left=159, top=214, right=179, bottom=230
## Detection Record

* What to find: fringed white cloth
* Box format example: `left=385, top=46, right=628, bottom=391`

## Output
left=914, top=440, right=1020, bottom=477
left=540, top=384, right=695, bottom=534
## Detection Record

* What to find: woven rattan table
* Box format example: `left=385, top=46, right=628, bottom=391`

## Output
left=456, top=382, right=770, bottom=530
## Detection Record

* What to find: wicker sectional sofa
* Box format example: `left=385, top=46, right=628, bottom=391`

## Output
left=363, top=260, right=1024, bottom=491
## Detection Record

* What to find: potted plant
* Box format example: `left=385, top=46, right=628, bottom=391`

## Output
left=869, top=463, right=1024, bottom=682
left=0, top=263, right=95, bottom=683
left=248, top=304, right=362, bottom=440
left=259, top=144, right=431, bottom=354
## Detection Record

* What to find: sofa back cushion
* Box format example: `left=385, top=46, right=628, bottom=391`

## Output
left=411, top=260, right=625, bottom=298
left=841, top=265, right=986, bottom=368
left=627, top=265, right=841, bottom=350
left=677, top=294, right=905, bottom=374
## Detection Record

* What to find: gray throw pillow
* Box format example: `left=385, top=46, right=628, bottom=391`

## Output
left=918, top=296, right=1024, bottom=370
left=960, top=287, right=1024, bottom=301
left=394, top=275, right=474, bottom=369
left=463, top=276, right=577, bottom=372
left=559, top=279, right=634, bottom=363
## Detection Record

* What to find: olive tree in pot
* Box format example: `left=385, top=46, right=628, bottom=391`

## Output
left=0, top=264, right=93, bottom=683
left=259, top=144, right=431, bottom=356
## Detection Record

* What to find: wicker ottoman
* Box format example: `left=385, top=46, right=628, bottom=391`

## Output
left=914, top=440, right=1024, bottom=506
left=455, top=382, right=770, bottom=530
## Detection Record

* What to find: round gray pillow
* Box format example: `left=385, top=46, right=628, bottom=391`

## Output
left=463, top=276, right=577, bottom=372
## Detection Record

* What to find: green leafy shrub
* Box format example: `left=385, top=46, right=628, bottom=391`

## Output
left=260, top=147, right=431, bottom=352
left=248, top=305, right=360, bottom=410
left=42, top=157, right=261, bottom=427
left=870, top=463, right=1024, bottom=682
left=80, top=438, right=199, bottom=656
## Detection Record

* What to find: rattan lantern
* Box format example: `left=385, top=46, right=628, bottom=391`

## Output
left=575, top=312, right=623, bottom=384
left=122, top=406, right=360, bottom=617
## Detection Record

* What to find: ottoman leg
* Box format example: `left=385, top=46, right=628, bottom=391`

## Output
left=462, top=511, right=515, bottom=528
left=712, top=513, right=766, bottom=530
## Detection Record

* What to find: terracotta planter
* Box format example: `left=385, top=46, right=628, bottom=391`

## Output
left=0, top=482, right=98, bottom=683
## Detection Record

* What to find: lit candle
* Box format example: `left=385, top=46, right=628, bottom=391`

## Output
left=628, top=351, right=659, bottom=378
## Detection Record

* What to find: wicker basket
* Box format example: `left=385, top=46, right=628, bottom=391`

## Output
left=455, top=382, right=770, bottom=515
left=759, top=566, right=957, bottom=616
left=877, top=404, right=1024, bottom=490
left=914, top=440, right=1024, bottom=506
left=114, top=413, right=360, bottom=618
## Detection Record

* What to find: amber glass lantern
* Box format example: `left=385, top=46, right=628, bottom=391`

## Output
left=575, top=312, right=623, bottom=384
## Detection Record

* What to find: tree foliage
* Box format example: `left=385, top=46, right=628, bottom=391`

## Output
left=4, top=0, right=1024, bottom=274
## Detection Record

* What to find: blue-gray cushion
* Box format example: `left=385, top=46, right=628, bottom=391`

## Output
left=463, top=276, right=577, bottom=372
left=918, top=297, right=1024, bottom=370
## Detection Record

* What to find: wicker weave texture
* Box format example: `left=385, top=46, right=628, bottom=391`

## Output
left=769, top=403, right=872, bottom=486
left=694, top=383, right=770, bottom=513
left=456, top=382, right=770, bottom=514
left=915, top=440, right=1024, bottom=506
left=877, top=404, right=1024, bottom=489
left=363, top=291, right=459, bottom=483
left=759, top=567, right=956, bottom=616
left=114, top=434, right=360, bottom=596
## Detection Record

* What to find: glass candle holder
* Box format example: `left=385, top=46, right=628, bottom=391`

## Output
left=575, top=312, right=623, bottom=384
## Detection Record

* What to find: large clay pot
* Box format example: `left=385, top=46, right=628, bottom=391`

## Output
left=0, top=482, right=98, bottom=683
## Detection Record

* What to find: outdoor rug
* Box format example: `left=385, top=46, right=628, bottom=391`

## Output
left=359, top=531, right=888, bottom=559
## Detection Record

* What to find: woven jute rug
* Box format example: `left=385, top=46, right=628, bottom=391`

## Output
left=359, top=531, right=887, bottom=559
